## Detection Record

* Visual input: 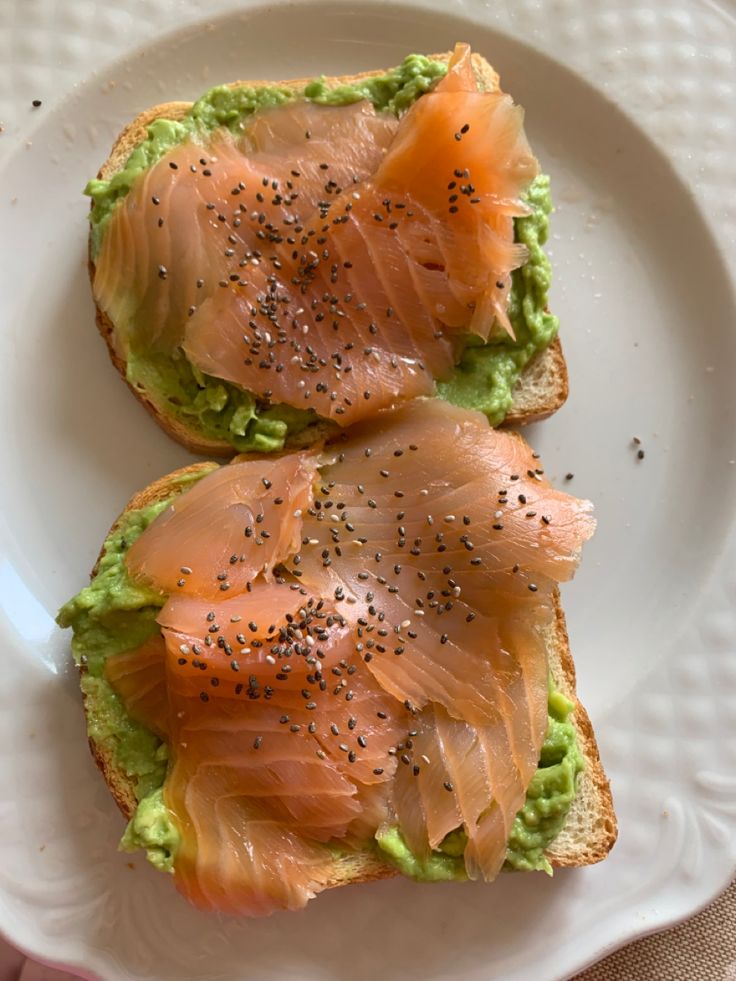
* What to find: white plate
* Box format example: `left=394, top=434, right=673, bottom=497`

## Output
left=1, top=1, right=735, bottom=978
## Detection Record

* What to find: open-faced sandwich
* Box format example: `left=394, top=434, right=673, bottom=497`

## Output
left=85, top=43, right=566, bottom=455
left=58, top=400, right=616, bottom=916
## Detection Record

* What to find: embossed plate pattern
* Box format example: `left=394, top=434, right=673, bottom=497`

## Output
left=0, top=1, right=735, bottom=978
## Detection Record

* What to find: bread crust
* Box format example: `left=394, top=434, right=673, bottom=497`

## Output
left=89, top=52, right=569, bottom=456
left=81, top=459, right=615, bottom=892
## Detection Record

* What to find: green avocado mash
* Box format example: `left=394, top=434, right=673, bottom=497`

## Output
left=57, top=477, right=582, bottom=881
left=126, top=349, right=318, bottom=454
left=376, top=685, right=583, bottom=880
left=120, top=787, right=180, bottom=873
left=84, top=56, right=558, bottom=452
left=56, top=468, right=215, bottom=802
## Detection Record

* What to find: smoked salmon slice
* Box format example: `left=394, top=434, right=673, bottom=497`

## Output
left=93, top=44, right=538, bottom=426
left=105, top=633, right=168, bottom=738
left=95, top=99, right=398, bottom=355
left=125, top=450, right=318, bottom=598
left=109, top=583, right=408, bottom=913
left=107, top=399, right=594, bottom=914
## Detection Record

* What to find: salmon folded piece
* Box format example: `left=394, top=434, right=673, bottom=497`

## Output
left=94, top=99, right=398, bottom=354
left=287, top=400, right=593, bottom=879
left=108, top=583, right=408, bottom=914
left=107, top=400, right=593, bottom=913
left=94, top=43, right=538, bottom=426
left=125, top=451, right=318, bottom=598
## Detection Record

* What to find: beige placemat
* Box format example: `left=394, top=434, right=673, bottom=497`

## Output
left=573, top=881, right=736, bottom=980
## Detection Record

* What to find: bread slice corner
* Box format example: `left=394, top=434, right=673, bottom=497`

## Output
left=89, top=51, right=568, bottom=456
left=504, top=336, right=568, bottom=429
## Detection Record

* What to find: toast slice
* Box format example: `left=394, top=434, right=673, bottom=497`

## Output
left=81, top=462, right=616, bottom=889
left=89, top=52, right=568, bottom=457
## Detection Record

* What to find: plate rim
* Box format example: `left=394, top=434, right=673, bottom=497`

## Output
left=1, top=0, right=735, bottom=977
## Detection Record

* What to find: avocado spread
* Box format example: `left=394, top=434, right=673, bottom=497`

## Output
left=84, top=56, right=558, bottom=451
left=56, top=469, right=216, bottom=808
left=376, top=685, right=583, bottom=880
left=120, top=787, right=179, bottom=873
left=57, top=479, right=582, bottom=880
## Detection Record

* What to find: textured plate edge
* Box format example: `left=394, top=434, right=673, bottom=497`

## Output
left=1, top=0, right=735, bottom=978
